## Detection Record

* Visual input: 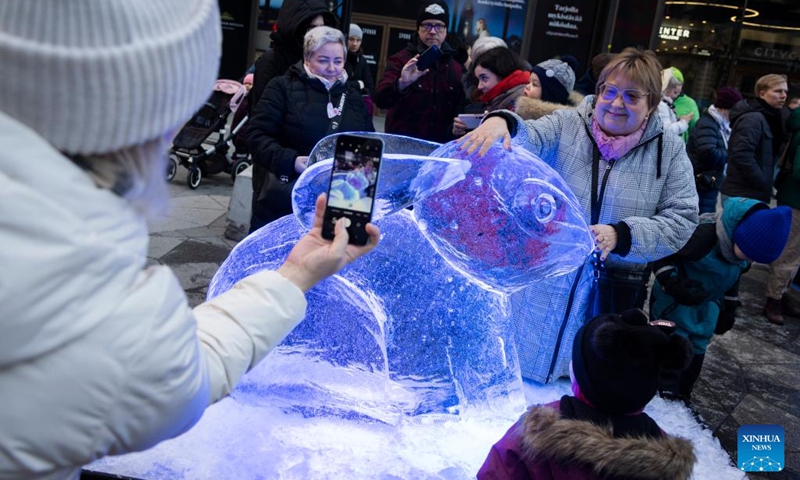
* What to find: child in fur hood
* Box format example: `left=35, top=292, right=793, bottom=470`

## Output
left=477, top=309, right=697, bottom=480
left=515, top=56, right=585, bottom=121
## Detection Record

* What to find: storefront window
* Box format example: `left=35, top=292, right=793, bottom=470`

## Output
left=656, top=0, right=800, bottom=108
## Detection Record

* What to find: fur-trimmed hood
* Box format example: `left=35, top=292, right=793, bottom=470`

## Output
left=519, top=406, right=696, bottom=480
left=514, top=91, right=585, bottom=121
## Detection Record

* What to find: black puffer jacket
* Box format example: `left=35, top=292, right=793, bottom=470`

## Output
left=249, top=0, right=336, bottom=113
left=687, top=109, right=727, bottom=173
left=346, top=49, right=375, bottom=96
left=720, top=99, right=781, bottom=202
left=247, top=62, right=374, bottom=229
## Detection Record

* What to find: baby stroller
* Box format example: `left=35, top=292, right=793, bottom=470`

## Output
left=167, top=79, right=252, bottom=189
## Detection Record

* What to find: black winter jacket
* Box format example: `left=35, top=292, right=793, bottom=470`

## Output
left=249, top=0, right=336, bottom=114
left=687, top=110, right=728, bottom=174
left=346, top=50, right=375, bottom=96
left=247, top=62, right=374, bottom=229
left=720, top=99, right=782, bottom=202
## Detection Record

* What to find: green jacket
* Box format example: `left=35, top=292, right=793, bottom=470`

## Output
left=775, top=107, right=800, bottom=210
left=650, top=198, right=758, bottom=354
left=673, top=94, right=700, bottom=144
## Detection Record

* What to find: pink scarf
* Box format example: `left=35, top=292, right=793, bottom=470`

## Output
left=591, top=117, right=647, bottom=160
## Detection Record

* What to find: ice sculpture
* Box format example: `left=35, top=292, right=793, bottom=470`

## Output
left=208, top=132, right=591, bottom=423
left=211, top=211, right=523, bottom=422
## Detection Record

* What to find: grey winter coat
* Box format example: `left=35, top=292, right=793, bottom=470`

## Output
left=505, top=96, right=699, bottom=382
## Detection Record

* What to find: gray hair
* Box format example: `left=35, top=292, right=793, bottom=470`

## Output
left=304, top=26, right=346, bottom=59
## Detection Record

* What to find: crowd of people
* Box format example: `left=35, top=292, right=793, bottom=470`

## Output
left=2, top=0, right=799, bottom=479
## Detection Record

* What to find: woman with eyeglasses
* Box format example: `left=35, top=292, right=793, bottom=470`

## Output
left=457, top=47, right=699, bottom=384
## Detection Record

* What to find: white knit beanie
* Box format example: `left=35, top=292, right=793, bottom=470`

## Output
left=0, top=0, right=221, bottom=155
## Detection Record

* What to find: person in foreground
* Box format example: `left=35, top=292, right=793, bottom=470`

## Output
left=0, top=2, right=379, bottom=479
left=650, top=198, right=791, bottom=401
left=458, top=47, right=698, bottom=383
left=477, top=309, right=696, bottom=480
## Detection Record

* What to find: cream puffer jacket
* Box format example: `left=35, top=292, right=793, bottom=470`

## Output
left=0, top=111, right=307, bottom=480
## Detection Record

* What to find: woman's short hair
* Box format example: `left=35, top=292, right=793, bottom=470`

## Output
left=755, top=74, right=787, bottom=96
left=473, top=47, right=522, bottom=80
left=596, top=47, right=663, bottom=112
left=303, top=26, right=346, bottom=59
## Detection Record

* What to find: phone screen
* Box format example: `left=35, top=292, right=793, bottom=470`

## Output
left=322, top=135, right=383, bottom=245
left=416, top=45, right=442, bottom=71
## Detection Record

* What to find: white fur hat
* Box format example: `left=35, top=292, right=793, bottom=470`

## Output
left=0, top=0, right=221, bottom=155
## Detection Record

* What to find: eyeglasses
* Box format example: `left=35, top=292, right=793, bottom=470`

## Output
left=598, top=84, right=649, bottom=105
left=420, top=22, right=446, bottom=33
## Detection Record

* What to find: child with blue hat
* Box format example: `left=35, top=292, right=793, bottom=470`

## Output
left=650, top=197, right=792, bottom=402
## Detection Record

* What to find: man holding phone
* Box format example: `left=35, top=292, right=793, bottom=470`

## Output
left=375, top=1, right=466, bottom=143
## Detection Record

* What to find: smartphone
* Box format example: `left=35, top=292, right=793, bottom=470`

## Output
left=415, top=44, right=442, bottom=71
left=457, top=113, right=484, bottom=130
left=322, top=134, right=384, bottom=245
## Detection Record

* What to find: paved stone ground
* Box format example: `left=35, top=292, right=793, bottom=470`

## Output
left=693, top=266, right=800, bottom=479
left=147, top=165, right=238, bottom=307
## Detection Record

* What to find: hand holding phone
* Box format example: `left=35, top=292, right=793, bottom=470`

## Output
left=415, top=44, right=442, bottom=71
left=322, top=134, right=384, bottom=245
left=277, top=194, right=380, bottom=292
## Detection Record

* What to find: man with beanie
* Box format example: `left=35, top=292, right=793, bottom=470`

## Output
left=764, top=105, right=800, bottom=324
left=345, top=23, right=376, bottom=112
left=650, top=197, right=792, bottom=401
left=374, top=1, right=466, bottom=143
left=721, top=73, right=789, bottom=203
left=0, top=1, right=380, bottom=479
left=687, top=86, right=743, bottom=213
left=477, top=309, right=696, bottom=480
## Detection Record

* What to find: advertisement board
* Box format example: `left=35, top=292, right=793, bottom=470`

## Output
left=527, top=0, right=599, bottom=67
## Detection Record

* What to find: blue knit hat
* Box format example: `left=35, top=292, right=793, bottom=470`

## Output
left=734, top=206, right=792, bottom=264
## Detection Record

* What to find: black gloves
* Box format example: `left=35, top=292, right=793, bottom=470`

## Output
left=715, top=299, right=741, bottom=335
left=659, top=275, right=708, bottom=306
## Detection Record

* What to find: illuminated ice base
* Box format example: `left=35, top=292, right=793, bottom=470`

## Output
left=89, top=380, right=744, bottom=480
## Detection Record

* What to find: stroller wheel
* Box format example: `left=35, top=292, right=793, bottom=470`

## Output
left=166, top=155, right=179, bottom=181
left=187, top=166, right=202, bottom=189
left=231, top=156, right=251, bottom=181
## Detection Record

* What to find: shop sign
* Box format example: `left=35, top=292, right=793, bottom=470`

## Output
left=659, top=26, right=690, bottom=41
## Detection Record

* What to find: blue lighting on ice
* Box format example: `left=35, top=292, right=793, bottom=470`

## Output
left=87, top=133, right=750, bottom=480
